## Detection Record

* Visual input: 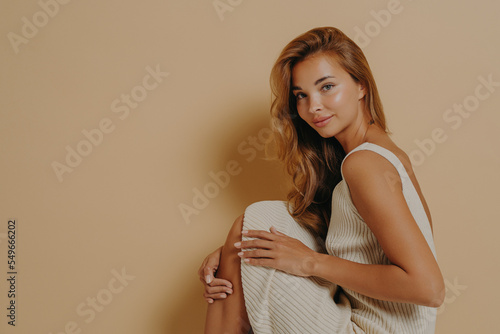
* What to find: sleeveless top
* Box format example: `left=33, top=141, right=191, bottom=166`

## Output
left=325, top=142, right=438, bottom=334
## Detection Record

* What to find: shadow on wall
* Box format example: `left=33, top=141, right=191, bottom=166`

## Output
left=166, top=102, right=290, bottom=333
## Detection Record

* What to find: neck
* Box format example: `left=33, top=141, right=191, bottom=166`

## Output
left=336, top=115, right=375, bottom=154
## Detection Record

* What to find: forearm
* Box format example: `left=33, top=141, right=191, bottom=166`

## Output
left=311, top=253, right=441, bottom=307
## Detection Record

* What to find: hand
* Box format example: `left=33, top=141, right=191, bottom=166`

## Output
left=198, top=246, right=234, bottom=304
left=235, top=226, right=318, bottom=277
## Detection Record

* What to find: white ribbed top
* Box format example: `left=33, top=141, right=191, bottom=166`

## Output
left=240, top=142, right=438, bottom=334
left=326, top=142, right=438, bottom=333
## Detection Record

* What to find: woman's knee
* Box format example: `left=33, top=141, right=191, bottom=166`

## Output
left=240, top=200, right=292, bottom=239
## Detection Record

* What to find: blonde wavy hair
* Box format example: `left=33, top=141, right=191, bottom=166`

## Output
left=266, top=26, right=388, bottom=244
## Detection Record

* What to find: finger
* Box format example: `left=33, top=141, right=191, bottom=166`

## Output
left=242, top=257, right=274, bottom=267
left=199, top=276, right=214, bottom=287
left=200, top=275, right=233, bottom=289
left=197, top=259, right=208, bottom=277
left=205, top=285, right=233, bottom=295
left=206, top=253, right=220, bottom=267
left=242, top=229, right=277, bottom=241
left=210, top=277, right=233, bottom=288
left=203, top=266, right=216, bottom=284
left=270, top=226, right=286, bottom=236
left=240, top=238, right=276, bottom=250
left=239, top=249, right=272, bottom=259
left=205, top=292, right=229, bottom=300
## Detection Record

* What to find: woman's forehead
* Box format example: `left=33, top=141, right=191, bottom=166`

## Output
left=292, top=55, right=346, bottom=85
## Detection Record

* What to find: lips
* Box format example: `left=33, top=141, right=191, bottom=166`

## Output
left=312, top=115, right=333, bottom=127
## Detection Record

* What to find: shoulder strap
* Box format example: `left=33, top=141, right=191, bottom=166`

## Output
left=341, top=142, right=438, bottom=260
left=340, top=142, right=411, bottom=183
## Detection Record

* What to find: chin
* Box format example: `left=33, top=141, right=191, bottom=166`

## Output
left=315, top=128, right=337, bottom=139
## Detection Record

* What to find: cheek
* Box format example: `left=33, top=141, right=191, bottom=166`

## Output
left=296, top=102, right=308, bottom=119
left=326, top=89, right=348, bottom=107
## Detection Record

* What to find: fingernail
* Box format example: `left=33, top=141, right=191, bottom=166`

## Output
left=237, top=251, right=244, bottom=257
left=227, top=290, right=233, bottom=294
left=234, top=241, right=241, bottom=248
left=205, top=275, right=212, bottom=284
left=221, top=294, right=226, bottom=298
left=242, top=230, right=248, bottom=234
left=208, top=299, right=213, bottom=304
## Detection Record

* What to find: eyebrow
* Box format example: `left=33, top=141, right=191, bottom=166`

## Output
left=291, top=75, right=335, bottom=91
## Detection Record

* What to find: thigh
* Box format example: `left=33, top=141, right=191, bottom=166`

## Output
left=240, top=200, right=355, bottom=334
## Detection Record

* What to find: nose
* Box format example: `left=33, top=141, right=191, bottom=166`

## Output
left=308, top=94, right=322, bottom=114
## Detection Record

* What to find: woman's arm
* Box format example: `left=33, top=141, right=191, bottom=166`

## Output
left=310, top=150, right=445, bottom=307
left=198, top=246, right=234, bottom=303
left=311, top=254, right=443, bottom=307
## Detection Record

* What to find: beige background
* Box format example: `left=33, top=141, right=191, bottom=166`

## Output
left=1, top=0, right=499, bottom=333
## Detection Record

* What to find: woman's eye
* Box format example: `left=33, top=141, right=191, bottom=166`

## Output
left=322, top=84, right=334, bottom=91
left=296, top=93, right=306, bottom=100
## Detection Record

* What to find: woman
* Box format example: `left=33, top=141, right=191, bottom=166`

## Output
left=199, top=26, right=445, bottom=334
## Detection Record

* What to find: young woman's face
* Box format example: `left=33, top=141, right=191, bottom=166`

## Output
left=291, top=53, right=366, bottom=139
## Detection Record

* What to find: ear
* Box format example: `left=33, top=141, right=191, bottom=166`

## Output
left=357, top=83, right=367, bottom=100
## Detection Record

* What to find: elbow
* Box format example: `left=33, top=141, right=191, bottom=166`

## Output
left=428, top=281, right=445, bottom=308
left=419, top=276, right=445, bottom=308
left=424, top=290, right=445, bottom=308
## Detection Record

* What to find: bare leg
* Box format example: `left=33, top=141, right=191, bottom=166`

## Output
left=204, top=214, right=251, bottom=334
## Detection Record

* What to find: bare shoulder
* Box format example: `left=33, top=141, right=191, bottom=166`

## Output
left=347, top=140, right=413, bottom=167
left=342, top=141, right=434, bottom=230
left=341, top=142, right=415, bottom=192
left=342, top=147, right=396, bottom=180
